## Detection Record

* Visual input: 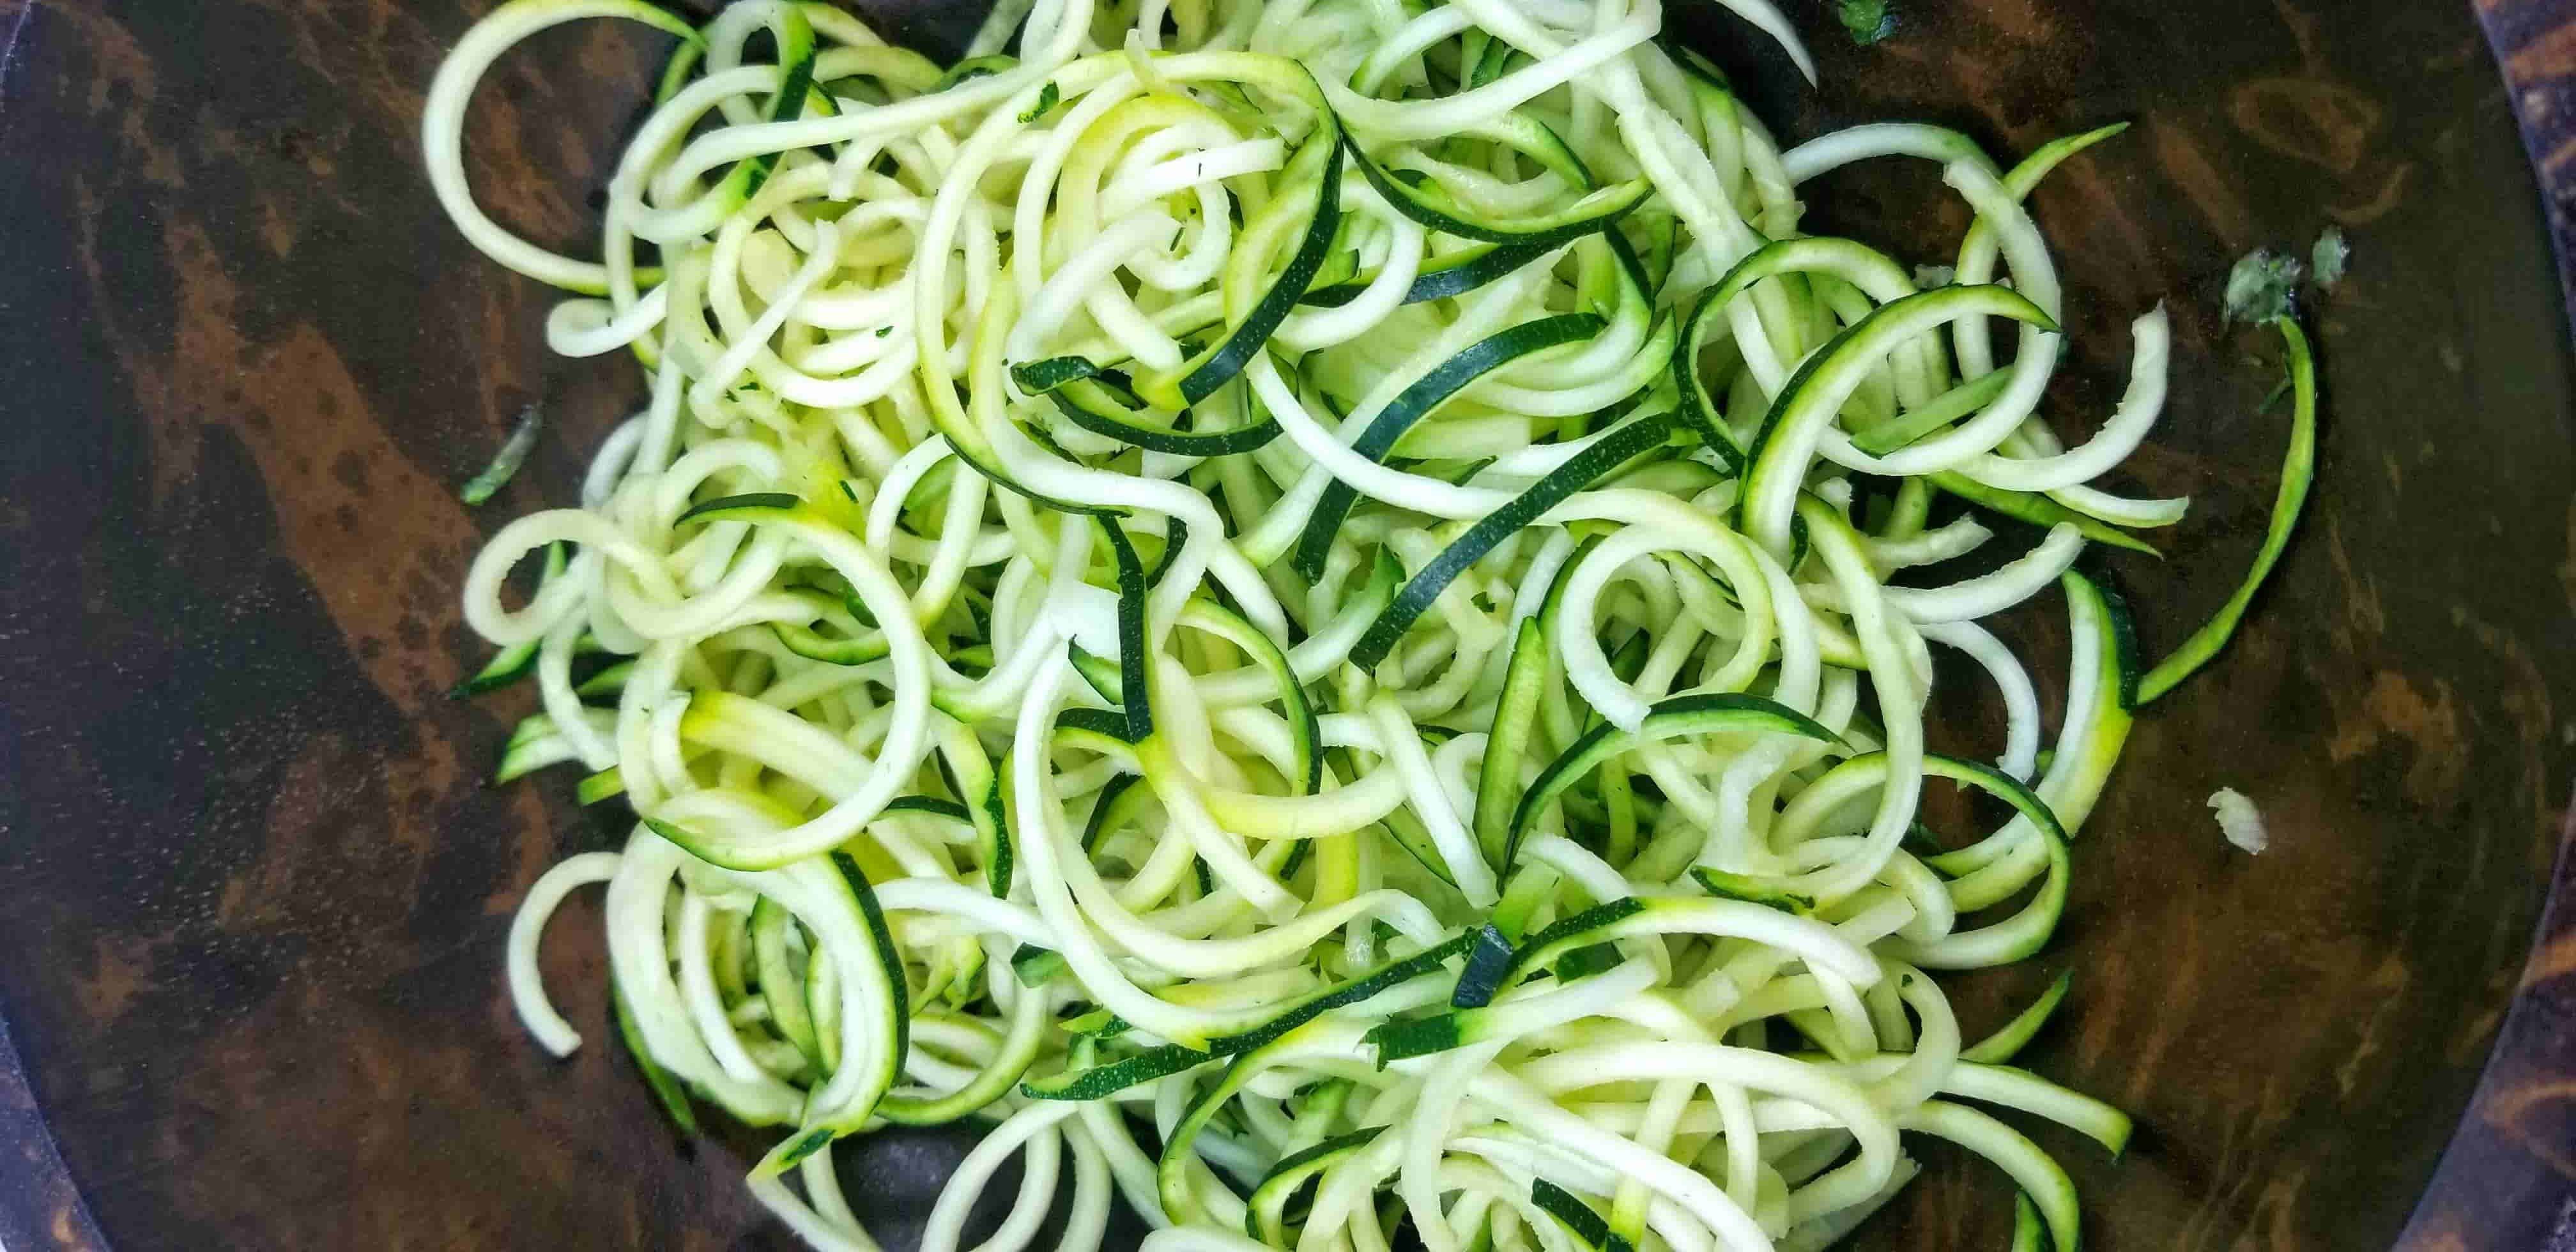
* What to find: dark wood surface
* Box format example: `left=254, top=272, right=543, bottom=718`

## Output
left=2400, top=4, right=2576, bottom=1245
left=0, top=1, right=2570, bottom=1249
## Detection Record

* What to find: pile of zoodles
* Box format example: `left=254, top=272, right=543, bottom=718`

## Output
left=434, top=0, right=2318, bottom=1248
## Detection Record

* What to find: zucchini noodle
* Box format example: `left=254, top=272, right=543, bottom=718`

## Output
left=432, top=0, right=2292, bottom=1246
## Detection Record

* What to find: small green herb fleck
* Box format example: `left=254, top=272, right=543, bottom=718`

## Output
left=2223, top=247, right=2304, bottom=325
left=2310, top=225, right=2350, bottom=289
left=1837, top=0, right=1896, bottom=45
left=1018, top=80, right=1061, bottom=123
left=875, top=325, right=893, bottom=338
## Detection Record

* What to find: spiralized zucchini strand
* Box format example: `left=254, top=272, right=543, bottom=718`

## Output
left=430, top=0, right=2299, bottom=1247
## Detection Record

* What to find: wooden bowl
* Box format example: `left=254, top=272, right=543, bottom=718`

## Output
left=0, top=0, right=2569, bottom=1247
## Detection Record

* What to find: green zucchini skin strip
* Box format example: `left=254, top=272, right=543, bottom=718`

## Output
left=1504, top=692, right=1843, bottom=869
left=936, top=724, right=1015, bottom=899
left=1012, top=355, right=1100, bottom=393
left=1853, top=369, right=2012, bottom=456
left=936, top=283, right=1130, bottom=516
left=676, top=491, right=802, bottom=524
left=1530, top=1179, right=1635, bottom=1252
left=1962, top=969, right=2074, bottom=1064
left=1057, top=378, right=1283, bottom=455
left=772, top=600, right=890, bottom=666
left=453, top=542, right=567, bottom=696
left=1553, top=940, right=1623, bottom=981
left=1943, top=1062, right=2133, bottom=1158
left=1738, top=283, right=2058, bottom=559
left=1903, top=1100, right=2083, bottom=1252
left=1345, top=740, right=1460, bottom=888
left=740, top=36, right=818, bottom=199
left=1292, top=312, right=1608, bottom=581
left=1158, top=1031, right=1289, bottom=1223
left=651, top=17, right=703, bottom=107
left=1473, top=618, right=1549, bottom=867
left=1186, top=932, right=1473, bottom=1055
left=574, top=658, right=632, bottom=699
left=1448, top=923, right=1516, bottom=1009
left=1494, top=885, right=1890, bottom=991
left=1019, top=930, right=1474, bottom=1101
left=458, top=409, right=543, bottom=507
left=755, top=850, right=912, bottom=1176
left=1078, top=772, right=1151, bottom=857
left=1018, top=358, right=1285, bottom=456
left=1176, top=598, right=1319, bottom=794
left=2012, top=1192, right=2047, bottom=1252
left=1056, top=705, right=1138, bottom=744
left=1880, top=754, right=2074, bottom=970
left=875, top=991, right=1054, bottom=1125
left=2134, top=317, right=2317, bottom=702
left=1931, top=471, right=2160, bottom=557
left=933, top=52, right=1018, bottom=90
left=1139, top=80, right=1343, bottom=410
left=843, top=851, right=912, bottom=1067
left=1928, top=568, right=2136, bottom=887
left=654, top=6, right=822, bottom=241
left=1020, top=1037, right=1215, bottom=1105
left=1671, top=284, right=1747, bottom=468
left=1346, top=136, right=1651, bottom=247
left=979, top=761, right=1013, bottom=898
left=611, top=982, right=700, bottom=1137
left=2043, top=568, right=2140, bottom=828
left=1245, top=1126, right=1386, bottom=1244
left=1350, top=411, right=1679, bottom=671
left=1489, top=863, right=1561, bottom=942
left=1144, top=514, right=1189, bottom=584
left=1069, top=641, right=1126, bottom=708
left=572, top=762, right=637, bottom=804
left=494, top=714, right=580, bottom=783
left=1675, top=236, right=1912, bottom=468
left=1097, top=519, right=1156, bottom=742
left=1300, top=238, right=1558, bottom=308
left=752, top=897, right=824, bottom=1070
left=884, top=795, right=974, bottom=822
left=1009, top=943, right=1067, bottom=987
left=1689, top=866, right=1816, bottom=914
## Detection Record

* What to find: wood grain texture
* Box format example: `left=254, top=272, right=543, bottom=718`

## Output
left=2401, top=798, right=2576, bottom=1252
left=0, top=1, right=2567, bottom=1249
left=2396, top=5, right=2576, bottom=1247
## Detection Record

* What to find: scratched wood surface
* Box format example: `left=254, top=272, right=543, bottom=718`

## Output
left=2398, top=7, right=2576, bottom=1251
left=0, top=0, right=2569, bottom=1249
